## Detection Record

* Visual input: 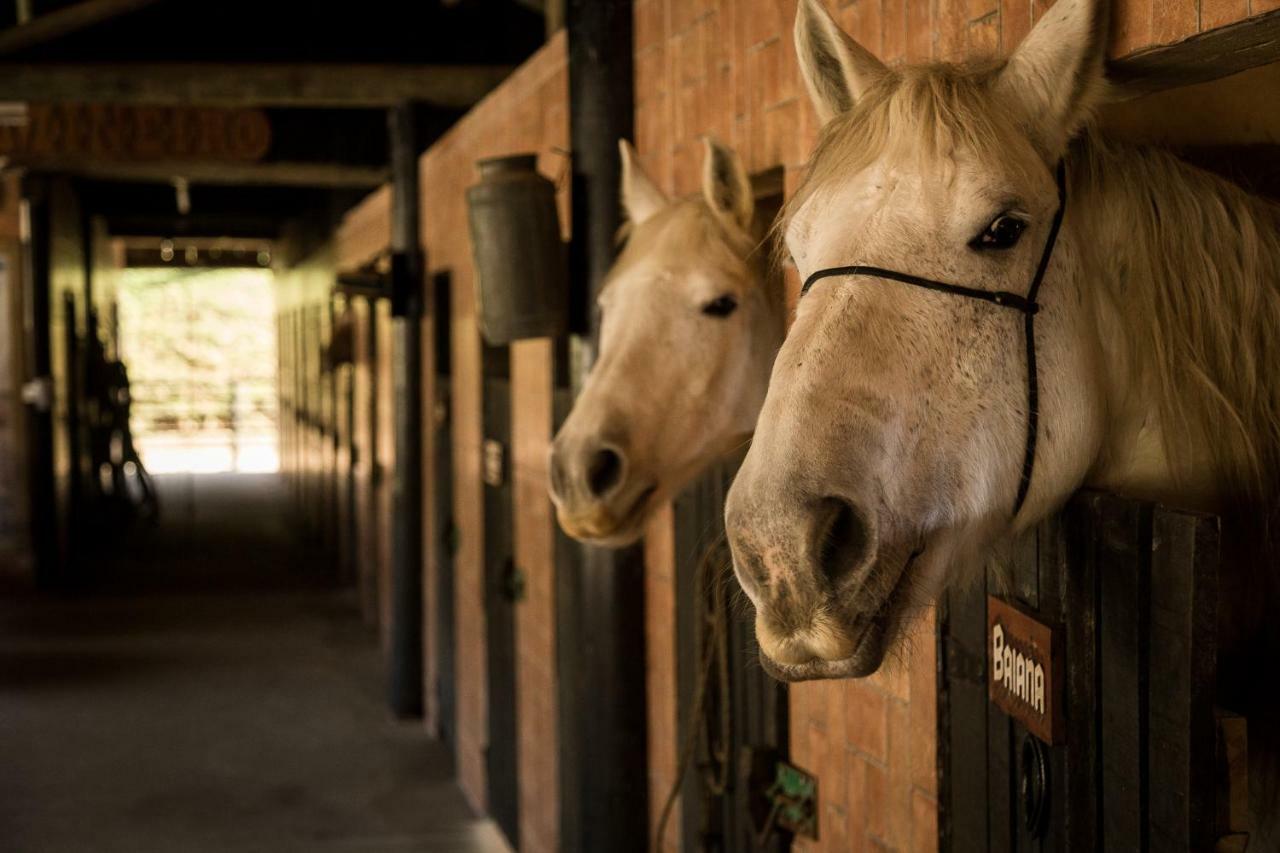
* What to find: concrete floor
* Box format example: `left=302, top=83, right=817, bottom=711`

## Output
left=0, top=474, right=507, bottom=853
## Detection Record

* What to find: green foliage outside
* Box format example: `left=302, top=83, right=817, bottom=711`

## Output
left=116, top=267, right=277, bottom=442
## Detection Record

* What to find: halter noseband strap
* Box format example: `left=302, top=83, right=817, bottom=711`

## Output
left=799, top=161, right=1068, bottom=519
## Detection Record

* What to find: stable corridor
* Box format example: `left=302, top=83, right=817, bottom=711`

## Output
left=0, top=474, right=506, bottom=853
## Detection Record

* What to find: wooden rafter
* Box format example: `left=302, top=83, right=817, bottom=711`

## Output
left=0, top=0, right=164, bottom=55
left=0, top=62, right=514, bottom=107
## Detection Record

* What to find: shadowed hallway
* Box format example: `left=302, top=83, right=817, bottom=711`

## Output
left=0, top=474, right=505, bottom=853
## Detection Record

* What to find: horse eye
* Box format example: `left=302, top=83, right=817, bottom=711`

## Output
left=701, top=295, right=738, bottom=317
left=970, top=214, right=1027, bottom=251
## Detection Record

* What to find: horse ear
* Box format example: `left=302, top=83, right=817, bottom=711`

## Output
left=701, top=137, right=753, bottom=231
left=794, top=0, right=888, bottom=125
left=994, top=0, right=1109, bottom=159
left=619, top=139, right=668, bottom=225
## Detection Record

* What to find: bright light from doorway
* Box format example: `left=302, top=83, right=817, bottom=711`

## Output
left=117, top=266, right=279, bottom=475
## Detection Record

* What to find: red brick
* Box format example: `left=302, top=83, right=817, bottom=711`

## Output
left=844, top=751, right=870, bottom=852
left=886, top=699, right=913, bottom=848
left=1000, top=0, right=1033, bottom=51
left=1112, top=0, right=1154, bottom=55
left=635, top=0, right=667, bottom=52
left=867, top=657, right=910, bottom=702
left=840, top=0, right=885, bottom=55
left=882, top=0, right=908, bottom=61
left=759, top=98, right=806, bottom=170
left=906, top=0, right=933, bottom=60
left=1201, top=0, right=1247, bottom=28
left=967, top=11, right=1001, bottom=55
left=1153, top=0, right=1200, bottom=44
left=966, top=0, right=999, bottom=19
left=935, top=0, right=970, bottom=60
left=911, top=789, right=939, bottom=853
left=667, top=0, right=705, bottom=35
left=747, top=37, right=789, bottom=114
left=845, top=680, right=889, bottom=761
left=636, top=44, right=669, bottom=100
left=804, top=723, right=847, bottom=852
left=909, top=612, right=939, bottom=795
left=671, top=141, right=702, bottom=196
left=862, top=758, right=890, bottom=843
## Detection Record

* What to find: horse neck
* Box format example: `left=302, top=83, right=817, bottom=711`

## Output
left=1071, top=133, right=1280, bottom=513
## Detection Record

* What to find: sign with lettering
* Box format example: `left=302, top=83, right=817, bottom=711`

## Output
left=0, top=104, right=271, bottom=164
left=988, top=595, right=1062, bottom=745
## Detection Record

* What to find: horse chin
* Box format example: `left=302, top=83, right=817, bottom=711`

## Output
left=757, top=544, right=925, bottom=683
left=759, top=621, right=890, bottom=681
left=555, top=485, right=658, bottom=547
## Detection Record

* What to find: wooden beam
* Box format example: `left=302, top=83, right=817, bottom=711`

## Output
left=1109, top=10, right=1280, bottom=96
left=45, top=159, right=388, bottom=188
left=0, top=0, right=164, bottom=55
left=0, top=62, right=514, bottom=107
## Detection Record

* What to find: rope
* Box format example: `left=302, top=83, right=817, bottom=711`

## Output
left=652, top=537, right=732, bottom=853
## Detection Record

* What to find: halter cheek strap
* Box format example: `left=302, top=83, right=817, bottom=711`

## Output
left=799, top=161, right=1068, bottom=518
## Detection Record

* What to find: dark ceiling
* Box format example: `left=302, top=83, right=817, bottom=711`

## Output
left=3, top=0, right=551, bottom=240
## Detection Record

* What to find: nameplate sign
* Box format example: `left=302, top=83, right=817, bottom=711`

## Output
left=988, top=595, right=1062, bottom=745
left=0, top=104, right=271, bottom=163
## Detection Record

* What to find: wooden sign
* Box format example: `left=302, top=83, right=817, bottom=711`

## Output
left=988, top=595, right=1062, bottom=745
left=0, top=104, right=271, bottom=164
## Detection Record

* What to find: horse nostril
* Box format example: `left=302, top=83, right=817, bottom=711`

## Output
left=815, top=497, right=871, bottom=585
left=586, top=447, right=624, bottom=497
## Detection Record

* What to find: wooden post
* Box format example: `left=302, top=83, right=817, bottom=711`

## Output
left=387, top=102, right=424, bottom=719
left=563, top=2, right=647, bottom=852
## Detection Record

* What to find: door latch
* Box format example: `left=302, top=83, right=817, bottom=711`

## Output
left=482, top=439, right=505, bottom=487
left=503, top=561, right=526, bottom=602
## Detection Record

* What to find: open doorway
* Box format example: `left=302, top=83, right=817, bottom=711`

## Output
left=116, top=262, right=278, bottom=475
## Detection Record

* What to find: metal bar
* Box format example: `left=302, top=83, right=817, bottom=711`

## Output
left=387, top=102, right=423, bottom=719
left=0, top=0, right=162, bottom=55
left=0, top=63, right=514, bottom=107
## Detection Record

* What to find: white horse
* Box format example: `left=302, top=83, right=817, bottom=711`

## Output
left=549, top=139, right=784, bottom=546
left=725, top=0, right=1280, bottom=834
left=727, top=0, right=1280, bottom=681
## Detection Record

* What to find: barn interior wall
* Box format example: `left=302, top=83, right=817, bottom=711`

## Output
left=408, top=33, right=568, bottom=853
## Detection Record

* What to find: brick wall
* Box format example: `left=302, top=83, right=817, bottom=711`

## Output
left=632, top=1, right=1276, bottom=851
left=417, top=34, right=569, bottom=853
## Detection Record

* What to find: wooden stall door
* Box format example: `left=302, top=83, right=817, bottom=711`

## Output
left=669, top=175, right=791, bottom=853
left=940, top=492, right=1221, bottom=852
left=673, top=454, right=790, bottom=853
left=375, top=298, right=395, bottom=649
left=351, top=296, right=378, bottom=625
left=432, top=272, right=457, bottom=746
left=481, top=342, right=519, bottom=846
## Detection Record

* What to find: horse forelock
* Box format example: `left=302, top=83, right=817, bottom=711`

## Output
left=775, top=60, right=1014, bottom=267
left=610, top=196, right=767, bottom=298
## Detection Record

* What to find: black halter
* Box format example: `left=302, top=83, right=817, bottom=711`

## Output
left=799, top=161, right=1068, bottom=518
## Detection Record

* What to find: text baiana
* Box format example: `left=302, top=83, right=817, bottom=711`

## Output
left=991, top=623, right=1045, bottom=716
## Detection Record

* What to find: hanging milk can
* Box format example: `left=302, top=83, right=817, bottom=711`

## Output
left=466, top=153, right=567, bottom=344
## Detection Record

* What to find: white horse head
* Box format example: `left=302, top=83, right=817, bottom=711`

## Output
left=726, top=0, right=1280, bottom=680
left=550, top=139, right=784, bottom=546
